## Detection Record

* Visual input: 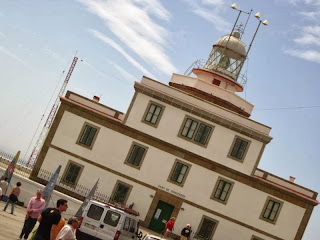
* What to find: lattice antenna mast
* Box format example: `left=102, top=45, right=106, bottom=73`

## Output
left=27, top=57, right=79, bottom=167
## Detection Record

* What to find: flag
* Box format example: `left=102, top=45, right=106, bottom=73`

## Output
left=42, top=165, right=61, bottom=210
left=75, top=179, right=99, bottom=218
left=1, top=151, right=20, bottom=192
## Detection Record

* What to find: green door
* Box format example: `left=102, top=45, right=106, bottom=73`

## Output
left=148, top=201, right=174, bottom=234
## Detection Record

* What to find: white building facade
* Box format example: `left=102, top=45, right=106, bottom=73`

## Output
left=31, top=30, right=318, bottom=240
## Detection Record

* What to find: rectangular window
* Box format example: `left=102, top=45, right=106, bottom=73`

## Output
left=64, top=163, right=81, bottom=185
left=145, top=104, right=162, bottom=124
left=77, top=122, right=100, bottom=149
left=263, top=200, right=281, bottom=221
left=194, top=124, right=212, bottom=144
left=123, top=217, right=136, bottom=233
left=252, top=237, right=264, bottom=240
left=260, top=197, right=283, bottom=224
left=168, top=160, right=191, bottom=187
left=181, top=119, right=198, bottom=139
left=61, top=160, right=84, bottom=187
left=111, top=181, right=133, bottom=205
left=211, top=177, right=234, bottom=204
left=231, top=138, right=248, bottom=159
left=196, top=216, right=218, bottom=240
left=127, top=145, right=146, bottom=166
left=104, top=211, right=121, bottom=227
left=214, top=180, right=231, bottom=201
left=87, top=204, right=104, bottom=221
left=142, top=101, right=165, bottom=128
left=180, top=117, right=213, bottom=146
left=79, top=125, right=97, bottom=146
left=170, top=162, right=188, bottom=184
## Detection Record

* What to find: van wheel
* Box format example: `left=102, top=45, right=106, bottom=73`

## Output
left=137, top=231, right=143, bottom=239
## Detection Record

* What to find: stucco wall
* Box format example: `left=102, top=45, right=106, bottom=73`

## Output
left=38, top=110, right=307, bottom=239
left=125, top=93, right=263, bottom=175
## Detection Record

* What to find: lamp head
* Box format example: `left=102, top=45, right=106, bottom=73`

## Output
left=254, top=12, right=260, bottom=19
left=231, top=3, right=237, bottom=9
left=262, top=20, right=268, bottom=26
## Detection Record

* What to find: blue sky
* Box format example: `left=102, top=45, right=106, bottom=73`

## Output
left=0, top=0, right=320, bottom=238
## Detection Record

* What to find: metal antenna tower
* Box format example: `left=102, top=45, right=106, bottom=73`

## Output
left=27, top=56, right=79, bottom=167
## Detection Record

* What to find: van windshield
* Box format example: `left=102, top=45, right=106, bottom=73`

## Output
left=104, top=210, right=121, bottom=227
left=87, top=204, right=104, bottom=221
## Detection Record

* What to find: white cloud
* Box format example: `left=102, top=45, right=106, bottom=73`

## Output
left=303, top=26, right=320, bottom=36
left=79, top=0, right=176, bottom=76
left=82, top=60, right=112, bottom=80
left=0, top=46, right=30, bottom=68
left=305, top=0, right=320, bottom=5
left=105, top=59, right=137, bottom=83
left=299, top=11, right=320, bottom=20
left=193, top=8, right=230, bottom=31
left=294, top=34, right=320, bottom=46
left=183, top=0, right=230, bottom=32
left=285, top=49, right=320, bottom=63
left=200, top=0, right=224, bottom=5
left=132, top=0, right=170, bottom=21
left=0, top=32, right=6, bottom=40
left=89, top=29, right=155, bottom=78
left=43, top=47, right=66, bottom=63
left=285, top=0, right=320, bottom=63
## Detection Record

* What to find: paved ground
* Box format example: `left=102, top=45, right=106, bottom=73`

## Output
left=0, top=201, right=165, bottom=240
left=0, top=201, right=28, bottom=240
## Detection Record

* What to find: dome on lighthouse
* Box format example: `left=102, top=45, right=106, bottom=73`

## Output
left=214, top=31, right=246, bottom=58
left=204, top=30, right=247, bottom=82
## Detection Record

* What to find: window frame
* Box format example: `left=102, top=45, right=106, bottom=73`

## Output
left=178, top=116, right=214, bottom=148
left=124, top=142, right=148, bottom=170
left=227, top=135, right=251, bottom=162
left=195, top=215, right=219, bottom=240
left=167, top=159, right=191, bottom=187
left=142, top=101, right=165, bottom=128
left=251, top=236, right=265, bottom=240
left=76, top=122, right=100, bottom=150
left=211, top=177, right=234, bottom=205
left=259, top=197, right=283, bottom=225
left=110, top=180, right=133, bottom=205
left=61, top=160, right=84, bottom=187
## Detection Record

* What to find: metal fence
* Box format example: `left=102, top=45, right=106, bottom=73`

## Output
left=0, top=151, right=110, bottom=204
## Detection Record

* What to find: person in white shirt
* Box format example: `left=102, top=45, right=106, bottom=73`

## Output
left=56, top=216, right=79, bottom=240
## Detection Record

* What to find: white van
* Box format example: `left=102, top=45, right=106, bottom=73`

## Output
left=77, top=200, right=142, bottom=240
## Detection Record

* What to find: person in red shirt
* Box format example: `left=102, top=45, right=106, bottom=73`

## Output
left=164, top=217, right=175, bottom=238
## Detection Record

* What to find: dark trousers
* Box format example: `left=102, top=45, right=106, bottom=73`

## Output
left=20, top=217, right=37, bottom=239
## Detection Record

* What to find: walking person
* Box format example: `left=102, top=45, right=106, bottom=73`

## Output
left=3, top=181, right=21, bottom=214
left=34, top=199, right=68, bottom=240
left=163, top=217, right=175, bottom=238
left=180, top=224, right=192, bottom=240
left=55, top=217, right=79, bottom=240
left=0, top=177, right=8, bottom=200
left=19, top=189, right=45, bottom=240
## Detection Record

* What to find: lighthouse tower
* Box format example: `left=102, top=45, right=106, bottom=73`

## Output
left=169, top=29, right=252, bottom=117
left=169, top=7, right=267, bottom=118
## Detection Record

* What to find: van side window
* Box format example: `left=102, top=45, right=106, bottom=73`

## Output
left=123, top=217, right=136, bottom=233
left=104, top=210, right=121, bottom=227
left=87, top=205, right=104, bottom=221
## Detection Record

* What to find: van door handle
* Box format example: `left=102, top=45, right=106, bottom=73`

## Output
left=100, top=224, right=104, bottom=228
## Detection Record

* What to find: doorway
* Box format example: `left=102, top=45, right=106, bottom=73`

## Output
left=148, top=200, right=174, bottom=234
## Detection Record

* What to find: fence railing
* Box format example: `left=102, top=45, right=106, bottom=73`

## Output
left=0, top=153, right=111, bottom=204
